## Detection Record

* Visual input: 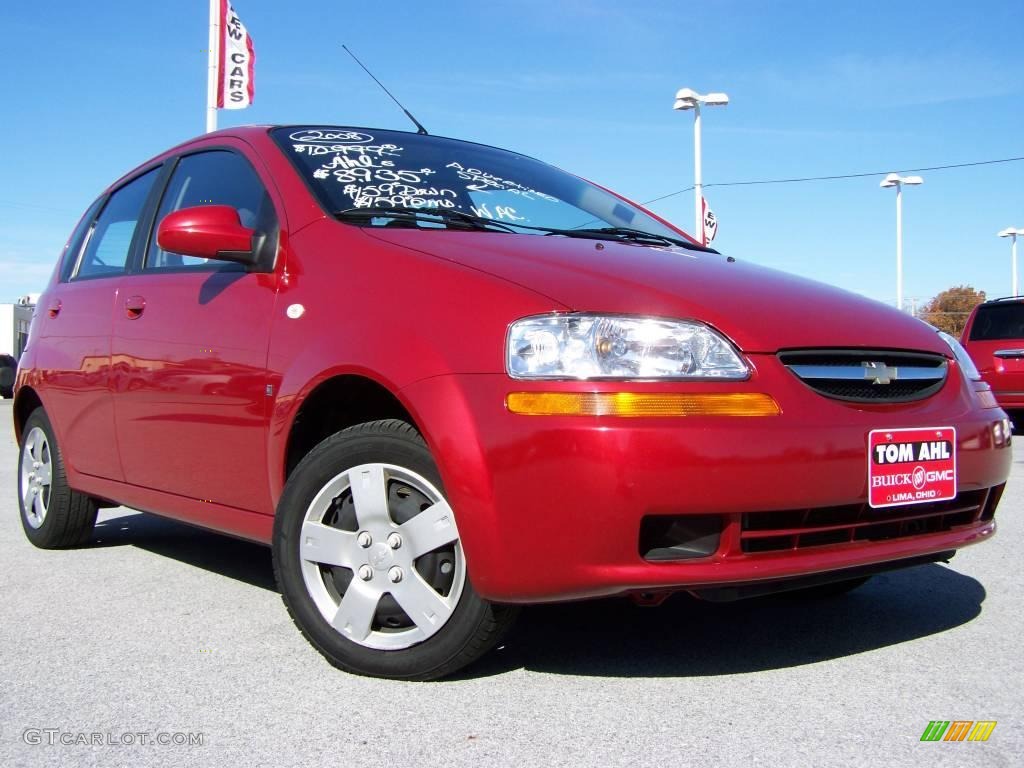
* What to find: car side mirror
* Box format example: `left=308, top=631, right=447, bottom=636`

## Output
left=156, top=205, right=257, bottom=266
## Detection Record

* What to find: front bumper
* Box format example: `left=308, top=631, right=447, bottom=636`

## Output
left=401, top=356, right=1011, bottom=603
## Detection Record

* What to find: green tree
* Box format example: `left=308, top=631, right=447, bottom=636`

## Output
left=919, top=285, right=986, bottom=337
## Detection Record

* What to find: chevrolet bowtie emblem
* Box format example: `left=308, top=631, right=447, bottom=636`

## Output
left=863, top=361, right=897, bottom=385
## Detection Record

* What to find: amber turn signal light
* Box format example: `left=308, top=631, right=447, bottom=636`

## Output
left=506, top=392, right=781, bottom=417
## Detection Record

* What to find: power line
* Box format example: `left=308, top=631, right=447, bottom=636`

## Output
left=642, top=187, right=694, bottom=205
left=4, top=156, right=1022, bottom=216
left=641, top=155, right=1024, bottom=205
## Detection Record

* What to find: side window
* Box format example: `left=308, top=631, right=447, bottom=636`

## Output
left=59, top=198, right=105, bottom=282
left=75, top=169, right=159, bottom=280
left=146, top=150, right=277, bottom=270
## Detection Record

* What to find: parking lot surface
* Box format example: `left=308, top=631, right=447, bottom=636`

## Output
left=0, top=399, right=1020, bottom=767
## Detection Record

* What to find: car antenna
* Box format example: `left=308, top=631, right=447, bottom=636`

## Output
left=341, top=44, right=428, bottom=135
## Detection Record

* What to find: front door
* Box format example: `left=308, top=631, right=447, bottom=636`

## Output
left=111, top=147, right=282, bottom=513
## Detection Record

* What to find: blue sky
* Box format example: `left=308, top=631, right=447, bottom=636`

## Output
left=2, top=0, right=1021, bottom=307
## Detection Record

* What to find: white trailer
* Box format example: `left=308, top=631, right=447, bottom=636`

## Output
left=0, top=296, right=36, bottom=359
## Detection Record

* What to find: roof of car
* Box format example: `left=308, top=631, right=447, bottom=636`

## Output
left=979, top=296, right=1024, bottom=305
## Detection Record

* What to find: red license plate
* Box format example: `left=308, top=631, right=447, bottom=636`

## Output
left=867, top=427, right=957, bottom=509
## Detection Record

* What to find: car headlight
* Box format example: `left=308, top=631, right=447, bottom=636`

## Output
left=507, top=314, right=749, bottom=380
left=937, top=330, right=981, bottom=381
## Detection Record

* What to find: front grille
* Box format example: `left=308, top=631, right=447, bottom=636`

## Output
left=779, top=349, right=948, bottom=403
left=740, top=488, right=994, bottom=554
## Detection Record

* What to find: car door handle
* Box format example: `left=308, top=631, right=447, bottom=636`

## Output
left=125, top=295, right=146, bottom=319
left=47, top=300, right=62, bottom=318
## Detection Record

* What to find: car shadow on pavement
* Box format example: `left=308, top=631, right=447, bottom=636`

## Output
left=89, top=511, right=985, bottom=679
left=461, top=564, right=985, bottom=679
left=91, top=510, right=277, bottom=591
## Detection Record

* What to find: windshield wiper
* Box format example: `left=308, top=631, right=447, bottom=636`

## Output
left=333, top=206, right=519, bottom=234
left=560, top=226, right=718, bottom=253
left=334, top=208, right=718, bottom=252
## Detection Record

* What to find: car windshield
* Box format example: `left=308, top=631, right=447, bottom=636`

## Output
left=271, top=126, right=692, bottom=244
left=969, top=303, right=1024, bottom=341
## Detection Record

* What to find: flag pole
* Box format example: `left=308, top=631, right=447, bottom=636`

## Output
left=206, top=0, right=219, bottom=132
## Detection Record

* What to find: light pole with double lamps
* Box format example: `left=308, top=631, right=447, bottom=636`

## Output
left=673, top=88, right=729, bottom=245
left=997, top=227, right=1024, bottom=298
left=879, top=173, right=924, bottom=311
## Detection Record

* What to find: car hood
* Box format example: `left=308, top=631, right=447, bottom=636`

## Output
left=364, top=229, right=948, bottom=355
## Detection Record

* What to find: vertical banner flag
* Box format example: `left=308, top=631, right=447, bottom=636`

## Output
left=217, top=1, right=255, bottom=109
left=701, top=196, right=718, bottom=245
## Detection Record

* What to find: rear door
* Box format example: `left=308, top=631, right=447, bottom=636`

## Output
left=110, top=145, right=283, bottom=513
left=34, top=168, right=162, bottom=481
left=965, top=301, right=1024, bottom=395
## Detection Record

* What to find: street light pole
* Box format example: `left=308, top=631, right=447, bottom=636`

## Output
left=880, top=173, right=923, bottom=311
left=1014, top=234, right=1018, bottom=299
left=674, top=88, right=728, bottom=245
left=692, top=101, right=702, bottom=241
left=998, top=228, right=1024, bottom=297
left=896, top=183, right=902, bottom=311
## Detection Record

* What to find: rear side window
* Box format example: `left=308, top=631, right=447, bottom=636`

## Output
left=59, top=198, right=105, bottom=282
left=969, top=303, right=1024, bottom=341
left=146, top=150, right=275, bottom=270
left=75, top=169, right=159, bottom=279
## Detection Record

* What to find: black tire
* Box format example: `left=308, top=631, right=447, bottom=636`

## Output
left=18, top=407, right=98, bottom=548
left=0, top=356, right=14, bottom=398
left=1005, top=409, right=1024, bottom=436
left=784, top=575, right=871, bottom=599
left=273, top=419, right=518, bottom=680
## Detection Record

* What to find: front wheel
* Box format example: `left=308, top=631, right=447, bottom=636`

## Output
left=273, top=420, right=517, bottom=680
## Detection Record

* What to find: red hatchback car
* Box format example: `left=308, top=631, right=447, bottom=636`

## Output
left=14, top=125, right=1012, bottom=679
left=962, top=296, right=1024, bottom=417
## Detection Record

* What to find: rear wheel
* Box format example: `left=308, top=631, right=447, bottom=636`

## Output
left=273, top=419, right=517, bottom=680
left=1006, top=409, right=1024, bottom=436
left=18, top=408, right=98, bottom=548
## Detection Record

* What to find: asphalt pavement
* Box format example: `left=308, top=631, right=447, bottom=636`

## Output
left=0, top=398, right=1021, bottom=767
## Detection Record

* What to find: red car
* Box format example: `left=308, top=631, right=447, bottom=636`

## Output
left=13, top=125, right=1012, bottom=679
left=962, top=296, right=1024, bottom=416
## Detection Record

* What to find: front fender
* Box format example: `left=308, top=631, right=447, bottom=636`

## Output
left=263, top=220, right=562, bottom=505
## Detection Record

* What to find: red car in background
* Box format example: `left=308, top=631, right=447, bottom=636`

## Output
left=962, top=297, right=1024, bottom=417
left=13, top=125, right=1012, bottom=679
